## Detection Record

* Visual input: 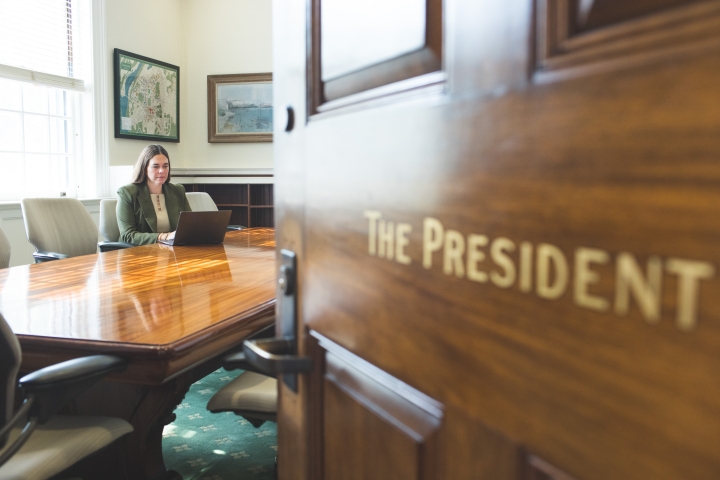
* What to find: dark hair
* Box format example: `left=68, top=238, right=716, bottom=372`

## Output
left=131, top=144, right=171, bottom=184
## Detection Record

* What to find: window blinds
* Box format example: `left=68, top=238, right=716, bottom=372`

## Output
left=0, top=0, right=88, bottom=90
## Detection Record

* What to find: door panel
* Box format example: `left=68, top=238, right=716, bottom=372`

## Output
left=576, top=0, right=704, bottom=31
left=436, top=407, right=523, bottom=480
left=325, top=381, right=424, bottom=480
left=309, top=0, right=443, bottom=108
left=321, top=0, right=427, bottom=81
left=274, top=0, right=720, bottom=479
left=536, top=0, right=720, bottom=83
left=526, top=456, right=578, bottom=480
left=301, top=58, right=720, bottom=479
left=321, top=335, right=442, bottom=480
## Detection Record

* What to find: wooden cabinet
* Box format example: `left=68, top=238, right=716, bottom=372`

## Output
left=182, top=183, right=274, bottom=228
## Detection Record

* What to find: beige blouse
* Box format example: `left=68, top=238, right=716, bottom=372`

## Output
left=152, top=194, right=171, bottom=233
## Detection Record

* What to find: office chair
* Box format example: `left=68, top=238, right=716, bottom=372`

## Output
left=0, top=226, right=10, bottom=269
left=99, top=199, right=138, bottom=252
left=206, top=325, right=277, bottom=428
left=206, top=370, right=277, bottom=428
left=0, top=313, right=133, bottom=479
left=99, top=199, right=122, bottom=243
left=185, top=192, right=245, bottom=231
left=21, top=198, right=134, bottom=263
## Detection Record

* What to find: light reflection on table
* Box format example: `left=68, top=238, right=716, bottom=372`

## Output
left=0, top=228, right=276, bottom=345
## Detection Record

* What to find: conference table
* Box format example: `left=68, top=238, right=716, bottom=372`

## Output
left=0, top=228, right=277, bottom=480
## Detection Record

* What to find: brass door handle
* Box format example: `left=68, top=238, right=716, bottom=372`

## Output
left=243, top=337, right=312, bottom=377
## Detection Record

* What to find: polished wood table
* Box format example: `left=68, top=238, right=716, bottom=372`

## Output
left=0, top=228, right=276, bottom=480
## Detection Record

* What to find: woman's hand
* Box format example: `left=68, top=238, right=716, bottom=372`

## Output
left=158, top=231, right=176, bottom=242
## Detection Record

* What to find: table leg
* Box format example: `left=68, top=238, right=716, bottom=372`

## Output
left=61, top=375, right=191, bottom=480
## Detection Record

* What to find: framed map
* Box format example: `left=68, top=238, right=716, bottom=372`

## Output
left=207, top=73, right=272, bottom=143
left=113, top=49, right=180, bottom=142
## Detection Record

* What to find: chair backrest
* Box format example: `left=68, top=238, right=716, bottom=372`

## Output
left=186, top=192, right=218, bottom=212
left=99, top=199, right=120, bottom=242
left=0, top=313, right=21, bottom=448
left=0, top=226, right=10, bottom=269
left=21, top=198, right=99, bottom=258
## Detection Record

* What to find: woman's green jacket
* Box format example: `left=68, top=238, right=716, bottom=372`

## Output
left=116, top=182, right=192, bottom=245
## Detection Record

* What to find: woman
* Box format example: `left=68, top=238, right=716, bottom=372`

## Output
left=117, top=144, right=192, bottom=245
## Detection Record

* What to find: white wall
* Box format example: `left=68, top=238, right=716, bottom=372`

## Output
left=104, top=0, right=273, bottom=170
left=105, top=0, right=184, bottom=167
left=178, top=0, right=273, bottom=169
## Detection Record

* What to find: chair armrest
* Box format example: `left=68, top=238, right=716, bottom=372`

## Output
left=223, top=352, right=256, bottom=371
left=223, top=324, right=276, bottom=373
left=98, top=241, right=137, bottom=253
left=226, top=225, right=245, bottom=231
left=33, top=251, right=70, bottom=263
left=19, top=355, right=127, bottom=423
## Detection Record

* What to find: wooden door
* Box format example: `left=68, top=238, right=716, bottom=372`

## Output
left=273, top=1, right=720, bottom=479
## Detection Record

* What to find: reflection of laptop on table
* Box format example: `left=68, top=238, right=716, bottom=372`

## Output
left=158, top=211, right=232, bottom=246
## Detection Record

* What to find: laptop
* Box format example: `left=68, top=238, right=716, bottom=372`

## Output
left=158, top=210, right=232, bottom=246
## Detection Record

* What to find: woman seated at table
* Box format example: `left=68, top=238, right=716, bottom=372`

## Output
left=117, top=144, right=192, bottom=245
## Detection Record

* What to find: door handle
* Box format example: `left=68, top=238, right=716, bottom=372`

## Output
left=242, top=337, right=312, bottom=376
left=242, top=249, right=309, bottom=391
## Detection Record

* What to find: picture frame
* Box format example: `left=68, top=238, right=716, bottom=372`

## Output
left=113, top=48, right=180, bottom=142
left=207, top=73, right=273, bottom=143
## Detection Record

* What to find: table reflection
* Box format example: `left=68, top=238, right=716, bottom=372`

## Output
left=0, top=229, right=276, bottom=344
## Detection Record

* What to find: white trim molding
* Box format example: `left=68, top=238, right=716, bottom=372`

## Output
left=172, top=168, right=274, bottom=176
left=171, top=168, right=274, bottom=184
left=0, top=64, right=86, bottom=91
left=91, top=0, right=111, bottom=198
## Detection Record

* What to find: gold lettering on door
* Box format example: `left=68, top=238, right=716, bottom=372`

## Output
left=665, top=258, right=716, bottom=331
left=614, top=253, right=662, bottom=322
left=395, top=223, right=412, bottom=265
left=364, top=211, right=717, bottom=331
left=466, top=234, right=489, bottom=283
left=423, top=217, right=444, bottom=269
left=536, top=243, right=569, bottom=300
left=519, top=241, right=533, bottom=293
left=443, top=230, right=465, bottom=277
left=575, top=247, right=611, bottom=312
left=490, top=237, right=516, bottom=288
left=364, top=210, right=413, bottom=265
left=363, top=210, right=382, bottom=255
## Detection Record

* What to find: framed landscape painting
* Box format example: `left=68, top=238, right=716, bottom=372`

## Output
left=113, top=49, right=180, bottom=142
left=208, top=73, right=273, bottom=143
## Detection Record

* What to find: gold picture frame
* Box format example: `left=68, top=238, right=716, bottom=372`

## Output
left=207, top=73, right=273, bottom=143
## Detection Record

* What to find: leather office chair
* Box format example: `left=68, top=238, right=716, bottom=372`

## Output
left=0, top=226, right=10, bottom=269
left=206, top=371, right=277, bottom=428
left=99, top=199, right=121, bottom=243
left=185, top=192, right=245, bottom=231
left=206, top=325, right=277, bottom=428
left=99, top=198, right=138, bottom=250
left=21, top=198, right=133, bottom=263
left=0, top=313, right=133, bottom=479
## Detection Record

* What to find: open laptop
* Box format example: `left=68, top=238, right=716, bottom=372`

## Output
left=158, top=210, right=232, bottom=246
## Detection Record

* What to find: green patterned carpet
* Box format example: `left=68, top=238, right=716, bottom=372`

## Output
left=163, top=369, right=277, bottom=480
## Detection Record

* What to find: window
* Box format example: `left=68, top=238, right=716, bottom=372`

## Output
left=0, top=0, right=97, bottom=200
left=309, top=0, right=443, bottom=113
left=0, top=80, right=78, bottom=199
